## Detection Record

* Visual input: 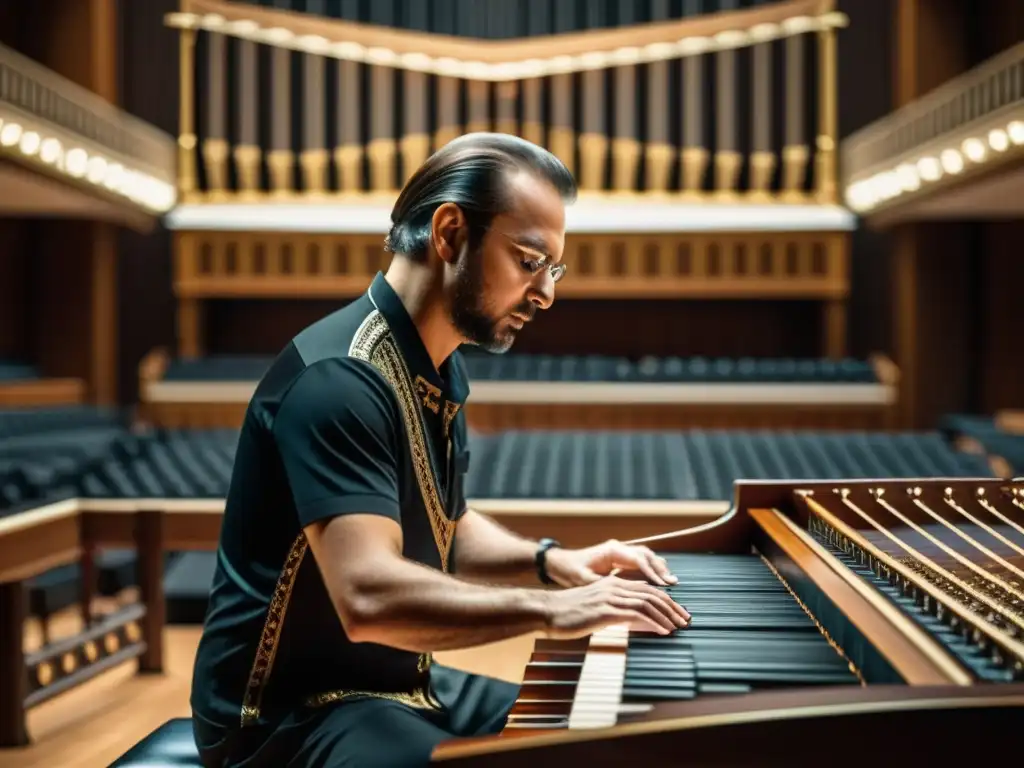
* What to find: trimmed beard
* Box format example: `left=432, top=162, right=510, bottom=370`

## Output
left=449, top=242, right=527, bottom=354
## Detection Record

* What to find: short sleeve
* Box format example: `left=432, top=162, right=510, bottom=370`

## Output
left=273, top=357, right=402, bottom=528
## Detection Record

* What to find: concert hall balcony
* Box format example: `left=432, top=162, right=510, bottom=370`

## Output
left=842, top=39, right=1024, bottom=227
left=0, top=41, right=177, bottom=230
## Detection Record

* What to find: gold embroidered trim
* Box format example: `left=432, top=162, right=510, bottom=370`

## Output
left=240, top=533, right=309, bottom=726
left=443, top=401, right=460, bottom=439
left=350, top=311, right=455, bottom=571
left=414, top=374, right=442, bottom=414
left=304, top=684, right=442, bottom=710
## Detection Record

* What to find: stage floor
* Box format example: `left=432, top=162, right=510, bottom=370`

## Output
left=9, top=602, right=536, bottom=767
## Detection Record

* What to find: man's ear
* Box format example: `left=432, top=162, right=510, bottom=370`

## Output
left=430, top=203, right=466, bottom=265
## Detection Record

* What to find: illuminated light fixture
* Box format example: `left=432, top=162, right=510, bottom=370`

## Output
left=1009, top=121, right=1024, bottom=145
left=895, top=162, right=920, bottom=192
left=0, top=121, right=176, bottom=213
left=18, top=130, right=41, bottom=156
left=39, top=137, right=62, bottom=164
left=988, top=128, right=1009, bottom=152
left=940, top=148, right=964, bottom=174
left=961, top=137, right=986, bottom=162
left=917, top=156, right=942, bottom=181
left=0, top=122, right=23, bottom=147
left=86, top=155, right=108, bottom=184
left=65, top=147, right=89, bottom=177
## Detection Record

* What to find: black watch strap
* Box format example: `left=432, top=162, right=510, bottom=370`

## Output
left=535, top=538, right=561, bottom=585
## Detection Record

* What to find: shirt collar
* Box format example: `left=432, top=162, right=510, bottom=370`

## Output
left=366, top=272, right=469, bottom=406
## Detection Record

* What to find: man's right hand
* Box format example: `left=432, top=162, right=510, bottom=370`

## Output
left=541, top=575, right=690, bottom=639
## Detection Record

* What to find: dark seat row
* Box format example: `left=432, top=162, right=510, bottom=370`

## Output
left=158, top=352, right=883, bottom=385
left=0, top=404, right=126, bottom=440
left=0, top=360, right=40, bottom=381
left=940, top=414, right=1024, bottom=475
left=3, top=426, right=996, bottom=511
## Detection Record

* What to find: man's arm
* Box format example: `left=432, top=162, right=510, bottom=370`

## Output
left=275, top=359, right=688, bottom=651
left=304, top=513, right=555, bottom=652
left=274, top=359, right=553, bottom=651
left=451, top=508, right=541, bottom=584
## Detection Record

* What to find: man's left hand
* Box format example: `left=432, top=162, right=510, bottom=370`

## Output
left=544, top=540, right=679, bottom=588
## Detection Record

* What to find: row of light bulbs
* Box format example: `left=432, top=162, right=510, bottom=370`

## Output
left=845, top=120, right=1024, bottom=213
left=0, top=115, right=177, bottom=214
left=165, top=10, right=847, bottom=82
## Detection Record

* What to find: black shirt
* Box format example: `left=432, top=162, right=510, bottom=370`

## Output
left=190, top=272, right=472, bottom=733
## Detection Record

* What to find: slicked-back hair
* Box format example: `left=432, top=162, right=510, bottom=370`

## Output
left=384, top=133, right=577, bottom=262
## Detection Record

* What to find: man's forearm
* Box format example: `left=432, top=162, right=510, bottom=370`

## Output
left=451, top=509, right=541, bottom=583
left=343, top=554, right=552, bottom=652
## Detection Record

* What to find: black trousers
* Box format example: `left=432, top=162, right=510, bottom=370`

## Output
left=194, top=665, right=520, bottom=767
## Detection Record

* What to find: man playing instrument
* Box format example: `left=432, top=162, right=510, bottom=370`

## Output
left=190, top=133, right=690, bottom=767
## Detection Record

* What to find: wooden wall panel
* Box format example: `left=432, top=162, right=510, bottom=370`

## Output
left=203, top=297, right=823, bottom=360
left=0, top=222, right=29, bottom=361
left=979, top=221, right=1024, bottom=413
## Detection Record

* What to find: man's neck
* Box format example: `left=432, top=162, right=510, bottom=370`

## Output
left=383, top=257, right=461, bottom=372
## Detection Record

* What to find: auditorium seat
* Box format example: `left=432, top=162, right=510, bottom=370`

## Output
left=138, top=350, right=899, bottom=431
left=940, top=413, right=1024, bottom=477
left=146, top=351, right=885, bottom=386
left=109, top=718, right=202, bottom=767
left=459, top=351, right=882, bottom=384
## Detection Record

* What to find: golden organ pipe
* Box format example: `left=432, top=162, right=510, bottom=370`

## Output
left=520, top=77, right=543, bottom=147
left=495, top=81, right=518, bottom=136
left=614, top=64, right=638, bottom=193
left=434, top=77, right=460, bottom=151
left=203, top=30, right=227, bottom=197
left=751, top=39, right=775, bottom=196
left=817, top=25, right=838, bottom=201
left=468, top=80, right=490, bottom=134
left=783, top=33, right=808, bottom=197
left=302, top=51, right=327, bottom=194
left=178, top=26, right=197, bottom=197
left=715, top=41, right=740, bottom=195
left=234, top=38, right=259, bottom=197
left=334, top=59, right=361, bottom=193
left=549, top=72, right=575, bottom=178
left=682, top=52, right=706, bottom=194
left=269, top=46, right=292, bottom=196
left=579, top=69, right=606, bottom=192
left=369, top=65, right=396, bottom=192
left=401, top=69, right=429, bottom=185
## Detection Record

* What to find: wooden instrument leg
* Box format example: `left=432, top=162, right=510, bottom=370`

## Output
left=0, top=580, right=29, bottom=747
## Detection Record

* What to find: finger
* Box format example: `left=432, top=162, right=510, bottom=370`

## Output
left=604, top=605, right=668, bottom=635
left=614, top=597, right=675, bottom=634
left=644, top=549, right=678, bottom=584
left=620, top=582, right=690, bottom=626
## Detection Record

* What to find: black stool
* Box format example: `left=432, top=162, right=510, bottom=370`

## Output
left=109, top=718, right=203, bottom=767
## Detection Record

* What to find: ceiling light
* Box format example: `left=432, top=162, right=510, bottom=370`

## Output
left=1009, top=121, right=1024, bottom=145
left=961, top=137, right=985, bottom=162
left=988, top=128, right=1009, bottom=152
left=939, top=149, right=963, bottom=174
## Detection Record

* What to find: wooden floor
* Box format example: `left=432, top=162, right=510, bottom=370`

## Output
left=7, top=606, right=538, bottom=768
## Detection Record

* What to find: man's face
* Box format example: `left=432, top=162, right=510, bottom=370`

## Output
left=447, top=171, right=566, bottom=353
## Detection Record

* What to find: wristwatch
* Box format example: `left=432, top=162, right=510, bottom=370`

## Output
left=535, top=537, right=562, bottom=585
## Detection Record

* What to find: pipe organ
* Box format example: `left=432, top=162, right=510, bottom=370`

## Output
left=161, top=0, right=855, bottom=363
left=167, top=0, right=845, bottom=201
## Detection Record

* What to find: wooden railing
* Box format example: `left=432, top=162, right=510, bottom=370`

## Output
left=0, top=42, right=177, bottom=214
left=165, top=0, right=846, bottom=202
left=843, top=40, right=1024, bottom=214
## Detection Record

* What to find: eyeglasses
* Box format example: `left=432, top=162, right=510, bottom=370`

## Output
left=490, top=229, right=567, bottom=283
